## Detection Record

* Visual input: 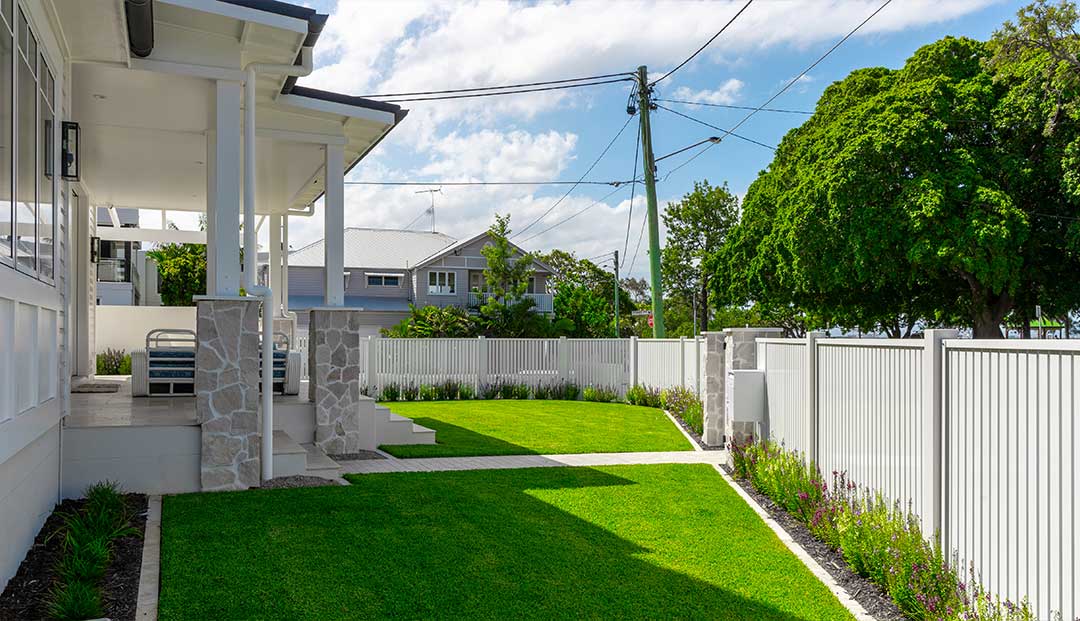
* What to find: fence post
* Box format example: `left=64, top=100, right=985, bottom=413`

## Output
left=694, top=336, right=702, bottom=399
left=804, top=331, right=823, bottom=464
left=366, top=335, right=379, bottom=396
left=557, top=336, right=569, bottom=383
left=629, top=336, right=638, bottom=388
left=922, top=328, right=957, bottom=543
left=477, top=336, right=489, bottom=390
left=679, top=336, right=687, bottom=390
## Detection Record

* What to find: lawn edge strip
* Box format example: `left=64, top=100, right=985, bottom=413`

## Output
left=662, top=409, right=702, bottom=452
left=135, top=494, right=162, bottom=621
left=710, top=464, right=874, bottom=621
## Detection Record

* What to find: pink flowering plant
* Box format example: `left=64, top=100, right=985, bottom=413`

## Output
left=729, top=437, right=1036, bottom=621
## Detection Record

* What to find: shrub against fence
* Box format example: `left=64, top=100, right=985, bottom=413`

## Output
left=296, top=335, right=706, bottom=398
left=753, top=333, right=1079, bottom=621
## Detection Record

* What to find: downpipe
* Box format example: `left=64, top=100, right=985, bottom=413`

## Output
left=243, top=48, right=313, bottom=483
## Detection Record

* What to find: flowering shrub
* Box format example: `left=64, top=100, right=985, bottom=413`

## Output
left=729, top=437, right=1035, bottom=621
left=660, top=387, right=703, bottom=435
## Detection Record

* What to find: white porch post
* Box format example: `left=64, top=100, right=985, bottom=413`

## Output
left=269, top=213, right=283, bottom=316
left=282, top=215, right=290, bottom=314
left=324, top=144, right=345, bottom=306
left=207, top=80, right=242, bottom=295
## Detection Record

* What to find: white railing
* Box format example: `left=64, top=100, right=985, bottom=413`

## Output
left=296, top=334, right=704, bottom=397
left=754, top=334, right=1079, bottom=620
left=466, top=291, right=554, bottom=313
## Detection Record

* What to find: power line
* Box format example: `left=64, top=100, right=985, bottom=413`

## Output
left=621, top=121, right=642, bottom=270
left=650, top=0, right=754, bottom=86
left=655, top=137, right=720, bottom=163
left=519, top=184, right=630, bottom=244
left=720, top=0, right=893, bottom=141
left=654, top=104, right=776, bottom=151
left=628, top=207, right=649, bottom=274
left=585, top=251, right=616, bottom=262
left=373, top=77, right=634, bottom=103
left=345, top=180, right=631, bottom=187
left=358, top=72, right=635, bottom=99
left=655, top=0, right=893, bottom=182
left=655, top=98, right=812, bottom=115
left=513, top=114, right=637, bottom=238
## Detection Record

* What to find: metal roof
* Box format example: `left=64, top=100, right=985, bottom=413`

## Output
left=288, top=228, right=457, bottom=269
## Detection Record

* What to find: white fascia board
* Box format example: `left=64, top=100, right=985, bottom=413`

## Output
left=97, top=227, right=207, bottom=245
left=276, top=93, right=397, bottom=126
left=158, top=0, right=309, bottom=35
left=129, top=58, right=245, bottom=81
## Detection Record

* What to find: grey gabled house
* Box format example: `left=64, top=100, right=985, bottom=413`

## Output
left=285, top=227, right=554, bottom=332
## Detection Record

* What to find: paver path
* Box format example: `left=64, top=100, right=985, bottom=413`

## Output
left=337, top=450, right=727, bottom=474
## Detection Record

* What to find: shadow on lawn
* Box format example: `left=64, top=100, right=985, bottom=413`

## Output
left=383, top=417, right=543, bottom=456
left=160, top=466, right=829, bottom=620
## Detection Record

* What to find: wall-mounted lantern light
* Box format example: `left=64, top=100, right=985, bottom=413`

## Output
left=61, top=121, right=80, bottom=181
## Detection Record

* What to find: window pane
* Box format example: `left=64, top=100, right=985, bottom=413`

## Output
left=385, top=276, right=399, bottom=287
left=1, top=0, right=10, bottom=30
left=428, top=271, right=436, bottom=286
left=16, top=9, right=24, bottom=55
left=15, top=45, right=34, bottom=271
left=38, top=70, right=51, bottom=280
left=448, top=272, right=455, bottom=293
left=0, top=22, right=11, bottom=262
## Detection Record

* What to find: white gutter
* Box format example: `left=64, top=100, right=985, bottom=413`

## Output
left=243, top=47, right=313, bottom=484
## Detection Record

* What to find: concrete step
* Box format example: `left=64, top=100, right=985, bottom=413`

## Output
left=272, top=430, right=308, bottom=478
left=300, top=443, right=341, bottom=472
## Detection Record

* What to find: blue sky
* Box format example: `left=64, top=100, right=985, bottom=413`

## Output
left=278, top=0, right=1023, bottom=277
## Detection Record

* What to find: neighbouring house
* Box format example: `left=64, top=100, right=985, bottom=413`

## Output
left=93, top=206, right=164, bottom=305
left=0, top=0, right=411, bottom=592
left=283, top=227, right=556, bottom=333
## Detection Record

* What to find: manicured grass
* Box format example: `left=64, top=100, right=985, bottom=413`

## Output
left=379, top=399, right=692, bottom=457
left=160, top=464, right=853, bottom=620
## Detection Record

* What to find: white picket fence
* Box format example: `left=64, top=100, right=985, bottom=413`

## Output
left=755, top=333, right=1078, bottom=620
left=296, top=334, right=704, bottom=397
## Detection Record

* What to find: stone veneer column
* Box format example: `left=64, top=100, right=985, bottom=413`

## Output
left=195, top=297, right=262, bottom=491
left=723, top=328, right=783, bottom=447
left=700, top=332, right=726, bottom=447
left=308, top=309, right=366, bottom=454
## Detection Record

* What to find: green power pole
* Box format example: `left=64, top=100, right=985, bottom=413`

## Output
left=636, top=65, right=666, bottom=337
left=613, top=250, right=620, bottom=337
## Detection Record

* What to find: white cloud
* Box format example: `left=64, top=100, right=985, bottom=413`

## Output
left=672, top=79, right=745, bottom=105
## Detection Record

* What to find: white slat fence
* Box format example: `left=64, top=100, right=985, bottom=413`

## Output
left=754, top=333, right=1078, bottom=619
left=295, top=334, right=704, bottom=398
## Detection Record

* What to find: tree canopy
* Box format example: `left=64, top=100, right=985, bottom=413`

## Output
left=712, top=26, right=1080, bottom=338
left=541, top=249, right=634, bottom=338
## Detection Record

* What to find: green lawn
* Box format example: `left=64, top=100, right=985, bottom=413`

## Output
left=160, top=464, right=853, bottom=620
left=379, top=400, right=691, bottom=458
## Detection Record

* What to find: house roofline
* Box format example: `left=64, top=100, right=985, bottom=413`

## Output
left=412, top=230, right=555, bottom=274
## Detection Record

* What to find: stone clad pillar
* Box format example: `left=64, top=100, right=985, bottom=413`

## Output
left=195, top=297, right=262, bottom=491
left=308, top=308, right=375, bottom=455
left=700, top=332, right=726, bottom=447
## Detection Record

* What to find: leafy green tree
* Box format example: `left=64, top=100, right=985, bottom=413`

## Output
left=661, top=180, right=738, bottom=333
left=147, top=243, right=206, bottom=306
left=541, top=249, right=634, bottom=337
left=714, top=33, right=1080, bottom=338
left=384, top=305, right=477, bottom=338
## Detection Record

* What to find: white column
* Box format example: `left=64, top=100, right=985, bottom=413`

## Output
left=269, top=214, right=283, bottom=316
left=282, top=215, right=290, bottom=314
left=207, top=81, right=242, bottom=296
left=324, top=144, right=345, bottom=306
left=205, top=131, right=216, bottom=295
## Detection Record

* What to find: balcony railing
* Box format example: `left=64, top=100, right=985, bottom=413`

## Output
left=97, top=258, right=128, bottom=283
left=467, top=291, right=553, bottom=313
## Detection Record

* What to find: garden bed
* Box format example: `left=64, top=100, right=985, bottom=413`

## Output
left=0, top=494, right=148, bottom=621
left=722, top=465, right=904, bottom=621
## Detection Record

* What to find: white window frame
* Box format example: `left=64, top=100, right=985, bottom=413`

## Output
left=427, top=270, right=456, bottom=295
left=2, top=2, right=57, bottom=287
left=367, top=273, right=402, bottom=288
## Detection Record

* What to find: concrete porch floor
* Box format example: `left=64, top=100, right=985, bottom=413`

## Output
left=68, top=376, right=198, bottom=428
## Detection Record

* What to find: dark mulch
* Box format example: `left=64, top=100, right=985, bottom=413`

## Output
left=329, top=450, right=386, bottom=461
left=665, top=410, right=723, bottom=451
left=0, top=494, right=148, bottom=621
left=722, top=466, right=904, bottom=621
left=261, top=475, right=339, bottom=489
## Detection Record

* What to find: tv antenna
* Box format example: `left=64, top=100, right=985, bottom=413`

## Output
left=415, top=188, right=441, bottom=232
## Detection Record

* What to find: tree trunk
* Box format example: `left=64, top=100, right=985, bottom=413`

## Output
left=699, top=277, right=709, bottom=334
left=970, top=288, right=1012, bottom=339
